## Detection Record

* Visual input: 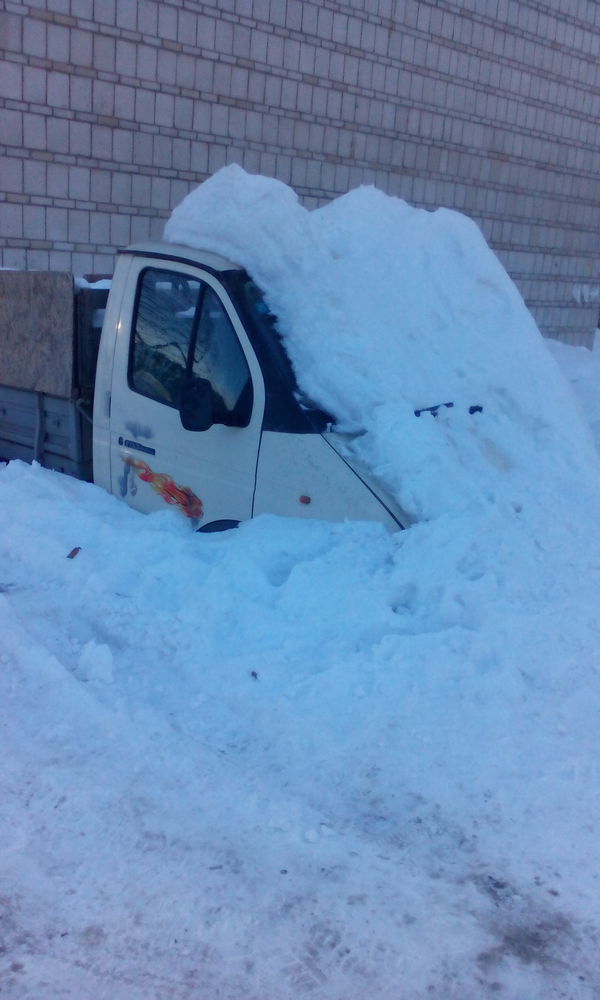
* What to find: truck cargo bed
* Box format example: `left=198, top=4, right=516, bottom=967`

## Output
left=0, top=385, right=92, bottom=480
left=0, top=269, right=108, bottom=481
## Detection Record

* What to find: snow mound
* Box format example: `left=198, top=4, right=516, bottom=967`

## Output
left=2, top=453, right=600, bottom=999
left=1, top=175, right=600, bottom=999
left=165, top=165, right=600, bottom=524
left=547, top=334, right=600, bottom=451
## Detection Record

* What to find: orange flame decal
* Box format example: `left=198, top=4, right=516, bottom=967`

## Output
left=126, top=458, right=203, bottom=520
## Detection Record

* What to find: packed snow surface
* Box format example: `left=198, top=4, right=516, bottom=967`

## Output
left=1, top=170, right=600, bottom=998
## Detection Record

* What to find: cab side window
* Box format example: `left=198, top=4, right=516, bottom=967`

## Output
left=130, top=268, right=202, bottom=408
left=192, top=287, right=253, bottom=425
left=129, top=267, right=252, bottom=427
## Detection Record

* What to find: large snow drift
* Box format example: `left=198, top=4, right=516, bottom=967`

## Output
left=165, top=165, right=600, bottom=525
left=1, top=172, right=600, bottom=999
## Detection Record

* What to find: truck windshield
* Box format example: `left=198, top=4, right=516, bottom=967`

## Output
left=227, top=273, right=333, bottom=430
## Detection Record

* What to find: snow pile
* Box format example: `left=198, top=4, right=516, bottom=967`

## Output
left=547, top=334, right=600, bottom=451
left=1, top=174, right=600, bottom=999
left=2, top=450, right=600, bottom=999
left=165, top=165, right=600, bottom=524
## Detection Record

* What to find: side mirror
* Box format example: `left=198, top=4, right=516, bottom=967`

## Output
left=179, top=374, right=214, bottom=432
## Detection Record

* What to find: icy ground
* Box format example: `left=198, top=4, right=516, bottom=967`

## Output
left=2, top=170, right=600, bottom=998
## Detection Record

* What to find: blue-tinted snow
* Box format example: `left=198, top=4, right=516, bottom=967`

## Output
left=1, top=172, right=599, bottom=998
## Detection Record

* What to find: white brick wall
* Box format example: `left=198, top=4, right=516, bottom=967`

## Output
left=1, top=0, right=599, bottom=342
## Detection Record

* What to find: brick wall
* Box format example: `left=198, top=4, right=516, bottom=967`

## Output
left=1, top=0, right=599, bottom=344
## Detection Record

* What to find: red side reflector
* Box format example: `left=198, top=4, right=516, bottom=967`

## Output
left=299, top=495, right=311, bottom=505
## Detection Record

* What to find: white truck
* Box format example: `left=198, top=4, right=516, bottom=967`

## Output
left=0, top=242, right=407, bottom=531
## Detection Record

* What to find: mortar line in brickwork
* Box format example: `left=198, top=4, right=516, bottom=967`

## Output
left=3, top=107, right=600, bottom=191
left=4, top=88, right=599, bottom=170
left=4, top=137, right=598, bottom=220
left=8, top=13, right=599, bottom=103
left=14, top=0, right=600, bottom=46
left=4, top=43, right=598, bottom=133
left=16, top=0, right=600, bottom=88
left=199, top=0, right=600, bottom=76
left=11, top=68, right=595, bottom=154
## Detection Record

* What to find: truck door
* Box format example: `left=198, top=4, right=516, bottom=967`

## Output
left=108, top=260, right=265, bottom=528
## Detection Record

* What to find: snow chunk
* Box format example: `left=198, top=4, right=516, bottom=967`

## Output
left=77, top=640, right=114, bottom=684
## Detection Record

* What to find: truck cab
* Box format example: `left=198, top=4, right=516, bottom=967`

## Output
left=93, top=242, right=406, bottom=531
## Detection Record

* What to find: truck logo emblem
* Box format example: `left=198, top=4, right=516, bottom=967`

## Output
left=124, top=457, right=203, bottom=520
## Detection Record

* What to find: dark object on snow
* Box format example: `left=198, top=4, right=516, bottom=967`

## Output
left=414, top=402, right=454, bottom=417
left=66, top=547, right=81, bottom=559
left=413, top=402, right=483, bottom=417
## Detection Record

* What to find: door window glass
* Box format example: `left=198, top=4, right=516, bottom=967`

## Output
left=192, top=287, right=252, bottom=424
left=130, top=267, right=252, bottom=426
left=130, top=268, right=202, bottom=408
